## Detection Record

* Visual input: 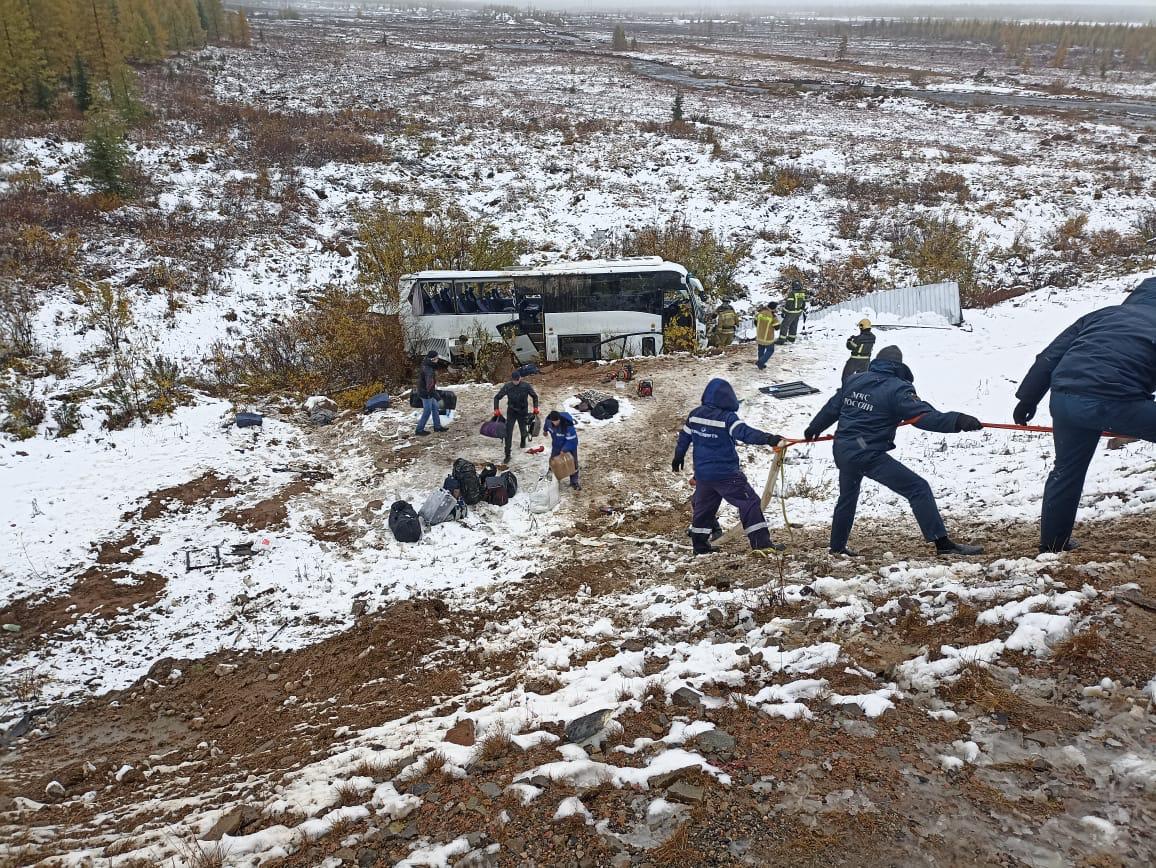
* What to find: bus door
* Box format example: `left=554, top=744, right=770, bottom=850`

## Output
left=516, top=292, right=545, bottom=359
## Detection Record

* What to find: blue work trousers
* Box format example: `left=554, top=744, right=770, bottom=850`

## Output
left=831, top=451, right=947, bottom=551
left=1041, top=391, right=1156, bottom=552
left=690, top=474, right=772, bottom=550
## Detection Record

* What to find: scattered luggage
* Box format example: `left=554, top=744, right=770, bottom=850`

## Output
left=419, top=489, right=463, bottom=526
left=310, top=408, right=337, bottom=425
left=515, top=363, right=540, bottom=377
left=408, top=389, right=456, bottom=412
left=480, top=414, right=506, bottom=439
left=590, top=397, right=619, bottom=420
left=452, top=458, right=484, bottom=506
left=364, top=393, right=392, bottom=414
left=759, top=381, right=820, bottom=399
left=484, top=474, right=509, bottom=506
left=637, top=379, right=653, bottom=398
left=388, top=500, right=422, bottom=543
left=529, top=414, right=542, bottom=437
left=235, top=412, right=263, bottom=428
left=550, top=451, right=577, bottom=481
left=502, top=470, right=519, bottom=498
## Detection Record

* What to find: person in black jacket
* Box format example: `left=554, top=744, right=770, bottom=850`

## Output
left=415, top=350, right=446, bottom=437
left=842, top=319, right=876, bottom=382
left=805, top=346, right=985, bottom=557
left=493, top=370, right=539, bottom=463
left=1013, top=277, right=1156, bottom=553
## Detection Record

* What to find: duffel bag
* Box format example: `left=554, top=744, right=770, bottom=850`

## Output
left=388, top=500, right=422, bottom=543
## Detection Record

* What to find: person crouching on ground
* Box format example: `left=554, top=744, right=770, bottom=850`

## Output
left=805, top=345, right=984, bottom=557
left=672, top=377, right=784, bottom=557
left=493, top=369, right=539, bottom=464
left=544, top=410, right=580, bottom=490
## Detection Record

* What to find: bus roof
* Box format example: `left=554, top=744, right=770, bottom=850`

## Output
left=402, top=257, right=689, bottom=281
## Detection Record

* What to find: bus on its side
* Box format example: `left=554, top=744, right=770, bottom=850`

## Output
left=400, top=257, right=709, bottom=364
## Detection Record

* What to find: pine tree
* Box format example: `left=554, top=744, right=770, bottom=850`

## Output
left=672, top=91, right=683, bottom=123
left=83, top=108, right=133, bottom=196
left=837, top=34, right=849, bottom=61
left=73, top=54, right=92, bottom=111
left=611, top=24, right=628, bottom=52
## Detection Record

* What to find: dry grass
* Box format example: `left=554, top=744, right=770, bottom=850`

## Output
left=352, top=756, right=404, bottom=782
left=1052, top=628, right=1106, bottom=663
left=333, top=780, right=366, bottom=808
left=652, top=823, right=701, bottom=865
left=940, top=660, right=1013, bottom=712
left=171, top=834, right=228, bottom=868
left=523, top=673, right=564, bottom=695
left=476, top=727, right=515, bottom=761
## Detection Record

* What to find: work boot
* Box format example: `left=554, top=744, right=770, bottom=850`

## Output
left=829, top=547, right=859, bottom=557
left=503, top=453, right=511, bottom=463
left=709, top=525, right=724, bottom=542
left=693, top=544, right=717, bottom=556
left=935, top=537, right=984, bottom=556
left=416, top=430, right=431, bottom=437
left=1039, top=538, right=1080, bottom=554
left=750, top=542, right=786, bottom=558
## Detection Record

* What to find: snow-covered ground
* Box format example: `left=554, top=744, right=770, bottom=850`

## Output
left=2, top=12, right=1155, bottom=867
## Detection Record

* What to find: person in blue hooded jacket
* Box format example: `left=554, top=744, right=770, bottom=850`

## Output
left=544, top=410, right=580, bottom=490
left=805, top=346, right=985, bottom=557
left=672, top=378, right=784, bottom=556
left=1013, top=276, right=1156, bottom=553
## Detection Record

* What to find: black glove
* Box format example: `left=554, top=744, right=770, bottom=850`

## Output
left=803, top=427, right=819, bottom=442
left=956, top=414, right=983, bottom=432
left=672, top=456, right=684, bottom=473
left=767, top=434, right=782, bottom=447
left=1013, top=400, right=1036, bottom=427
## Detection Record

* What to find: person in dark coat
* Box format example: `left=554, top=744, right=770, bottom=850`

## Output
left=493, top=370, right=539, bottom=463
left=805, top=346, right=985, bottom=557
left=1013, top=277, right=1156, bottom=553
left=776, top=280, right=807, bottom=345
left=842, top=319, right=876, bottom=382
left=672, top=378, right=784, bottom=556
left=544, top=410, right=580, bottom=489
left=415, top=350, right=446, bottom=437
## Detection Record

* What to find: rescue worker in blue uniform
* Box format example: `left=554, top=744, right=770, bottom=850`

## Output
left=544, top=410, right=581, bottom=490
left=1013, top=276, right=1156, bottom=553
left=805, top=346, right=985, bottom=557
left=673, top=378, right=784, bottom=556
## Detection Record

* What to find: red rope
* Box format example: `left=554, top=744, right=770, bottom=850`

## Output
left=780, top=419, right=1121, bottom=449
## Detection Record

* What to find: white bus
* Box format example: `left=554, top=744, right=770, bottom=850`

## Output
left=400, top=257, right=709, bottom=363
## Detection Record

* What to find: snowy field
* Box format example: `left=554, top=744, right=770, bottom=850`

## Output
left=2, top=10, right=1155, bottom=868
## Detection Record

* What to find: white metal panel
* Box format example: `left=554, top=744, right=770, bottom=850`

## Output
left=815, top=281, right=963, bottom=326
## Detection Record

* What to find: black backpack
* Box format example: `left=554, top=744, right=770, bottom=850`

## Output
left=591, top=397, right=619, bottom=420
left=502, top=470, right=518, bottom=498
left=452, top=458, right=483, bottom=506
left=437, top=389, right=457, bottom=411
left=388, top=500, right=422, bottom=543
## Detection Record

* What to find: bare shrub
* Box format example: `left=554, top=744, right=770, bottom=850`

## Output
left=210, top=285, right=411, bottom=397
left=813, top=253, right=881, bottom=305
left=1, top=379, right=46, bottom=440
left=916, top=170, right=970, bottom=204
left=760, top=164, right=819, bottom=197
left=1135, top=208, right=1156, bottom=242
left=891, top=214, right=980, bottom=303
left=0, top=282, right=40, bottom=361
left=1047, top=212, right=1089, bottom=253
left=51, top=400, right=83, bottom=438
left=356, top=205, right=526, bottom=310
left=606, top=219, right=752, bottom=301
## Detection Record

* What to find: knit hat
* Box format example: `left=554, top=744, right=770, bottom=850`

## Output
left=426, top=350, right=439, bottom=360
left=876, top=345, right=903, bottom=363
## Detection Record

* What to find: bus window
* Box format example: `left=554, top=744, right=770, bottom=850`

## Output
left=417, top=280, right=454, bottom=315
left=458, top=280, right=515, bottom=314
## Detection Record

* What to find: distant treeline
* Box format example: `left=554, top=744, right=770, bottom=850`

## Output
left=0, top=0, right=251, bottom=113
left=819, top=18, right=1156, bottom=69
